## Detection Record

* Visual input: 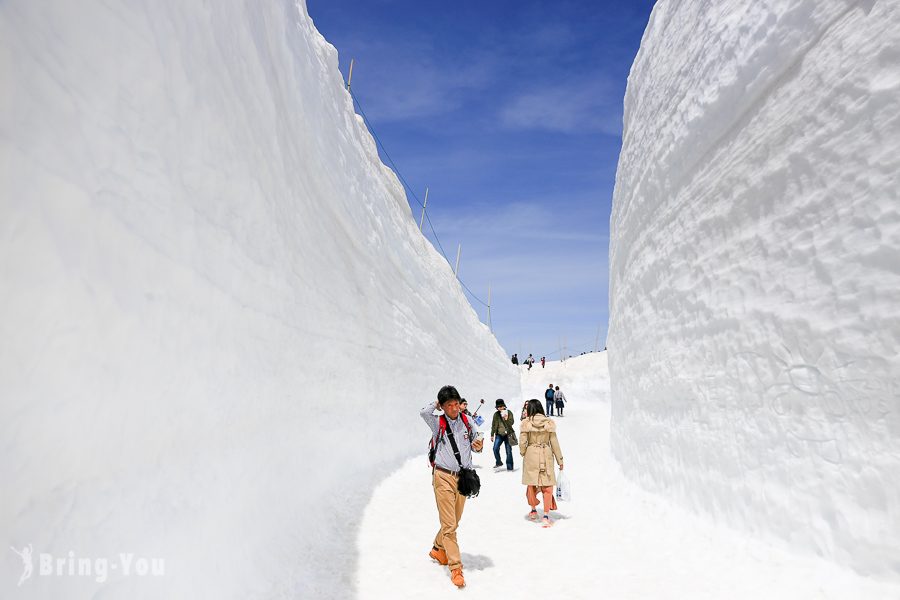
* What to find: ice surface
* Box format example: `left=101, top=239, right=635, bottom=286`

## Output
left=608, top=0, right=900, bottom=581
left=0, top=1, right=518, bottom=597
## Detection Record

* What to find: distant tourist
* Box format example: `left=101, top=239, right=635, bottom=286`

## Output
left=554, top=386, right=567, bottom=417
left=460, top=398, right=472, bottom=417
left=524, top=353, right=535, bottom=370
left=544, top=384, right=556, bottom=416
left=511, top=353, right=519, bottom=365
left=490, top=399, right=517, bottom=471
left=520, top=399, right=564, bottom=527
left=421, top=386, right=484, bottom=587
left=541, top=356, right=546, bottom=368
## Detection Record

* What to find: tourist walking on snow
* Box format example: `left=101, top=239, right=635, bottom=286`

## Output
left=490, top=399, right=517, bottom=471
left=520, top=399, right=564, bottom=527
left=554, top=386, right=567, bottom=417
left=541, top=356, right=546, bottom=368
left=421, top=386, right=484, bottom=588
left=524, top=353, right=535, bottom=370
left=460, top=398, right=472, bottom=417
left=511, top=353, right=519, bottom=365
left=545, top=384, right=556, bottom=416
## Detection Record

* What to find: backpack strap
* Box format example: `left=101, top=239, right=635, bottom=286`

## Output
left=460, top=413, right=472, bottom=436
left=444, top=422, right=464, bottom=469
left=436, top=414, right=471, bottom=469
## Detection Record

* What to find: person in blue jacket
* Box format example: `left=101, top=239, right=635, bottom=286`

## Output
left=544, top=384, right=556, bottom=416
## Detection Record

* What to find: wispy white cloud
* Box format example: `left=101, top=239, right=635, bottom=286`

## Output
left=435, top=201, right=608, bottom=244
left=499, top=79, right=623, bottom=135
left=425, top=199, right=610, bottom=355
left=346, top=38, right=497, bottom=122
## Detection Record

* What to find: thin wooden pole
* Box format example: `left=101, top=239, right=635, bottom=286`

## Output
left=487, top=284, right=493, bottom=333
left=346, top=58, right=355, bottom=90
left=419, top=187, right=429, bottom=231
left=454, top=244, right=461, bottom=277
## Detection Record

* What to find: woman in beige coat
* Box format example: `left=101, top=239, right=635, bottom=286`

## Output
left=519, top=399, right=563, bottom=527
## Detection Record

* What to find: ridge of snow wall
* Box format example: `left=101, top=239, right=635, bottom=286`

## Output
left=0, top=1, right=520, bottom=597
left=608, top=0, right=900, bottom=580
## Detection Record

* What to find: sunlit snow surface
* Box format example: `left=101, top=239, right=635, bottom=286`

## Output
left=0, top=1, right=518, bottom=597
left=608, top=0, right=900, bottom=581
left=358, top=355, right=900, bottom=599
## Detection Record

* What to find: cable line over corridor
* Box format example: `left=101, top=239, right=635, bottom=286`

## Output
left=345, top=63, right=492, bottom=316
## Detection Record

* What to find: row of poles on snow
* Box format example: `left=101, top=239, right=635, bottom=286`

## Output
left=346, top=60, right=608, bottom=356
left=346, top=59, right=493, bottom=332
left=520, top=324, right=606, bottom=363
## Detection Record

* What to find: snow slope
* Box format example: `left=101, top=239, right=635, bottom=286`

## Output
left=0, top=1, right=518, bottom=597
left=358, top=353, right=900, bottom=599
left=608, top=0, right=900, bottom=581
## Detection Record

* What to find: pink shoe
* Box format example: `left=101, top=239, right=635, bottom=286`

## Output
left=542, top=516, right=553, bottom=528
left=528, top=509, right=538, bottom=521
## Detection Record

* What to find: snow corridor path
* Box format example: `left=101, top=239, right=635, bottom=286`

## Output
left=356, top=355, right=900, bottom=599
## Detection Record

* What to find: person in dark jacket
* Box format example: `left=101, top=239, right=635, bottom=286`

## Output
left=544, top=384, right=556, bottom=416
left=490, top=399, right=517, bottom=471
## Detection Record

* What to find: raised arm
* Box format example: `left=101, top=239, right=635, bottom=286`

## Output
left=421, top=401, right=441, bottom=436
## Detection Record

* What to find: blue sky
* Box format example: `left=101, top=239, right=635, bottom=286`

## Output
left=309, top=0, right=656, bottom=359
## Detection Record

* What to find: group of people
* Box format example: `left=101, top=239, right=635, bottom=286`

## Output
left=421, top=385, right=565, bottom=588
left=511, top=353, right=547, bottom=370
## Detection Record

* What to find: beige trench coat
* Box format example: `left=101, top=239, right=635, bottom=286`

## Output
left=519, top=414, right=563, bottom=486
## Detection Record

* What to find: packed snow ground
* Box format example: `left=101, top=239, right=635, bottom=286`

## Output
left=357, top=354, right=900, bottom=599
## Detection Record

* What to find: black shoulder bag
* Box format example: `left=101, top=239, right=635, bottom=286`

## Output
left=445, top=424, right=481, bottom=498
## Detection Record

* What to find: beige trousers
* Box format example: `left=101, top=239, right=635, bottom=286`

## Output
left=432, top=469, right=467, bottom=571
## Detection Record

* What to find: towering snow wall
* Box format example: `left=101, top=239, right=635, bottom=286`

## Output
left=0, top=1, right=519, bottom=597
left=608, top=0, right=900, bottom=580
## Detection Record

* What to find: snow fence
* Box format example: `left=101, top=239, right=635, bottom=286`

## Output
left=608, top=0, right=900, bottom=581
left=0, top=1, right=520, bottom=597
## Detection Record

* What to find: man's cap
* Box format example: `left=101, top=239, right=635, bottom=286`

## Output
left=495, top=399, right=506, bottom=409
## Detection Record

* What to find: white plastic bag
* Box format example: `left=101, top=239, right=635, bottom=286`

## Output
left=556, top=470, right=572, bottom=502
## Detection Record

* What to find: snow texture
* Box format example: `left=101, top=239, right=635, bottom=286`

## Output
left=0, top=1, right=519, bottom=597
left=608, top=0, right=900, bottom=581
left=360, top=354, right=900, bottom=599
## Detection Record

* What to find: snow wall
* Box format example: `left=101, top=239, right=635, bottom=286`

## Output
left=608, top=0, right=900, bottom=581
left=0, top=1, right=520, bottom=597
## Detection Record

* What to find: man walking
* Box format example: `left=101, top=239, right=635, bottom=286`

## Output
left=545, top=384, right=556, bottom=416
left=421, top=385, right=484, bottom=588
left=490, top=399, right=516, bottom=471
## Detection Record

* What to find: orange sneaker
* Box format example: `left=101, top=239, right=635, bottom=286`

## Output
left=450, top=568, right=465, bottom=587
left=429, top=546, right=448, bottom=565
